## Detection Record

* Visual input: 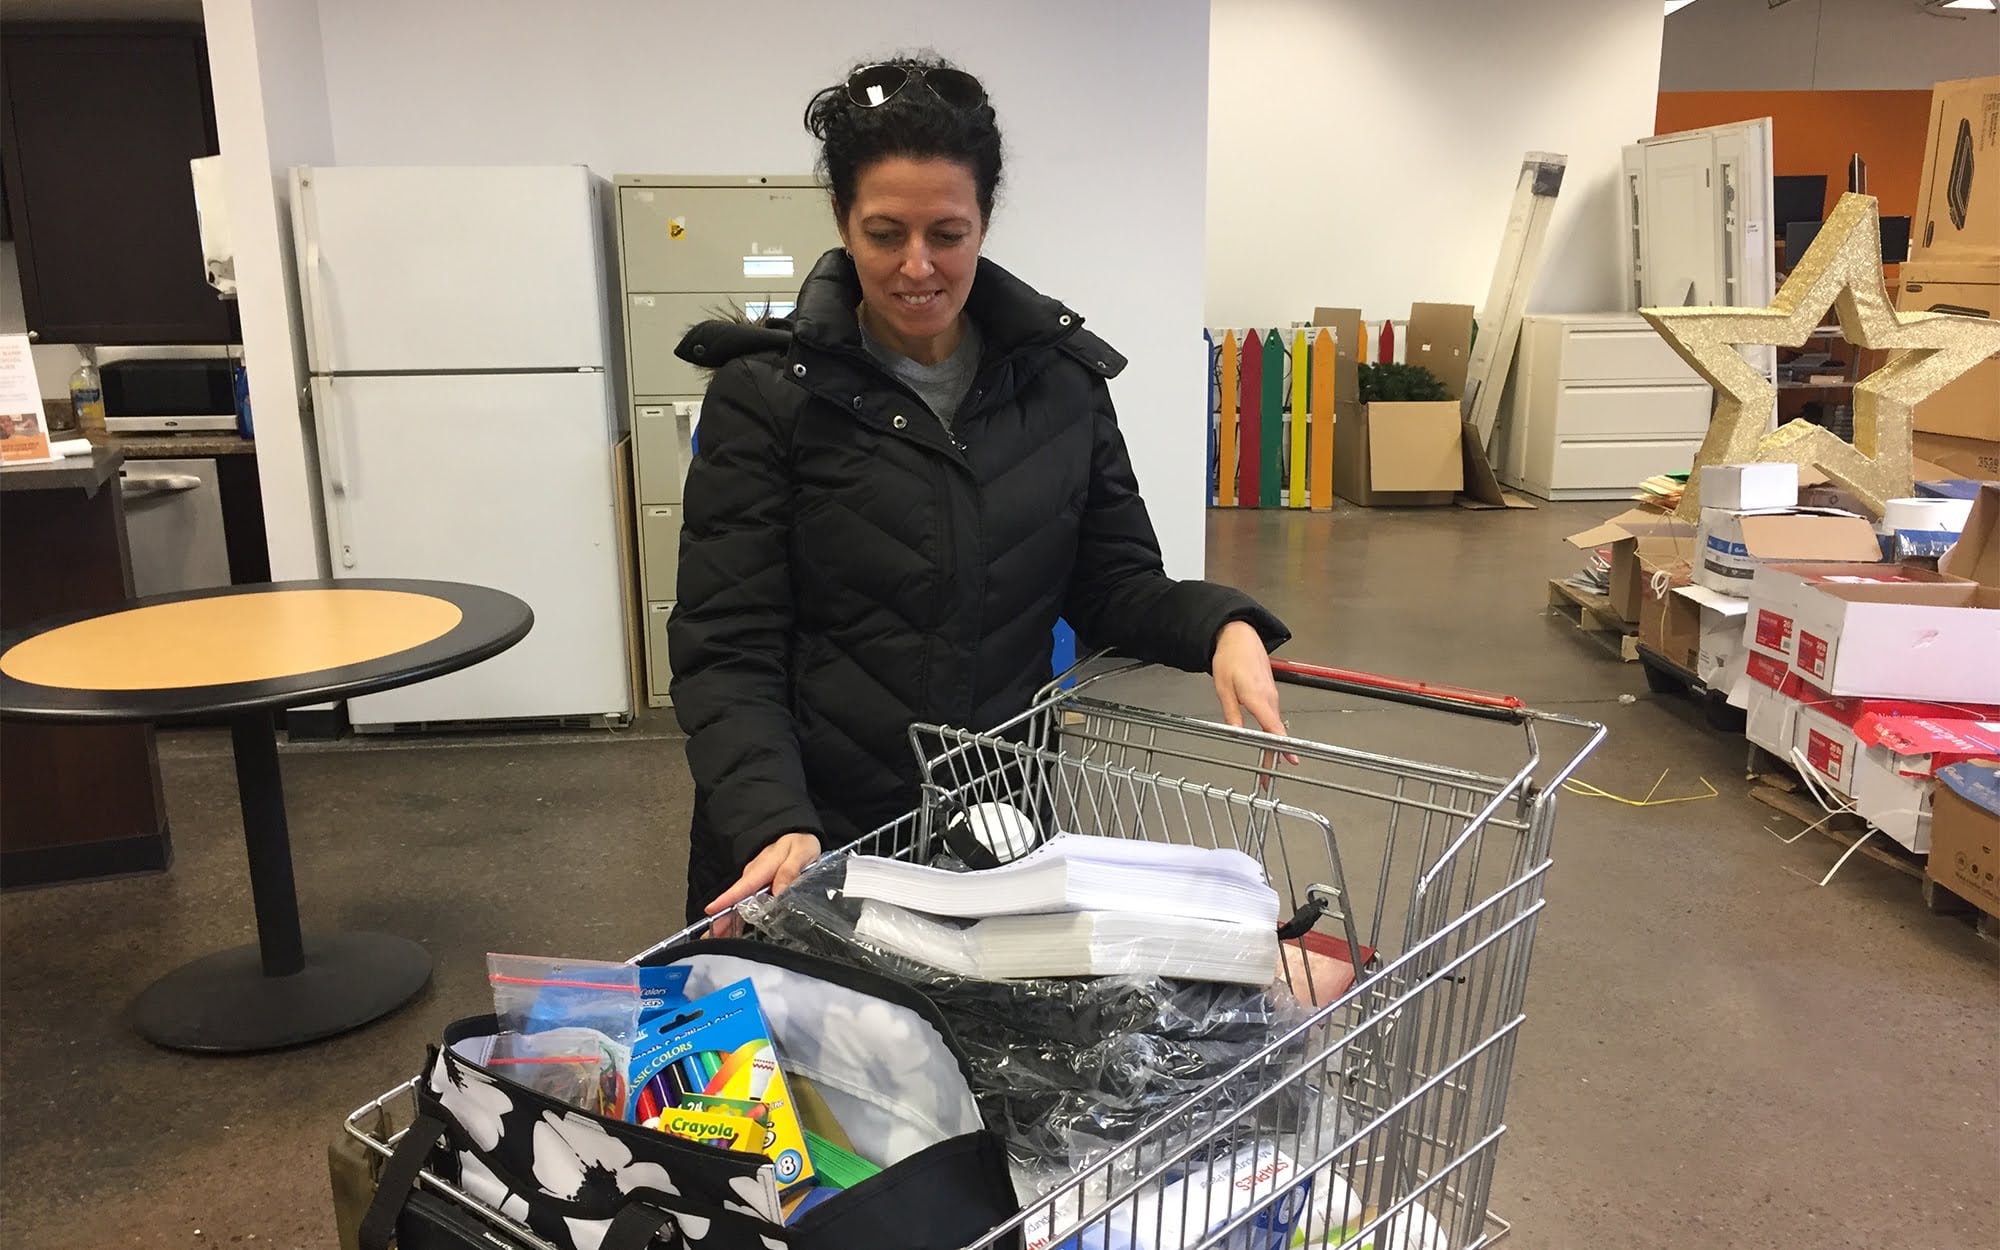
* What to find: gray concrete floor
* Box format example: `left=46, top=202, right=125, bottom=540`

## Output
left=2, top=503, right=1994, bottom=1248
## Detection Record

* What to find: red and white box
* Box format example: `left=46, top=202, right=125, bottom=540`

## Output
left=1737, top=652, right=1808, bottom=759
left=1789, top=485, right=2000, bottom=702
left=1793, top=702, right=1861, bottom=795
left=1744, top=562, right=1968, bottom=668
left=1851, top=712, right=2000, bottom=854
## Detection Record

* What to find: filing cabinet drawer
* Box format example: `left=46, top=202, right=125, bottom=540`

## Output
left=642, top=505, right=682, bottom=598
left=635, top=403, right=694, bottom=504
left=646, top=601, right=674, bottom=699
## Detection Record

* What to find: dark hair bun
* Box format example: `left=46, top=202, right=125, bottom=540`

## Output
left=804, top=54, right=1004, bottom=224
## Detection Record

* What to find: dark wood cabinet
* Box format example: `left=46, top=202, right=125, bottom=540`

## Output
left=0, top=25, right=235, bottom=345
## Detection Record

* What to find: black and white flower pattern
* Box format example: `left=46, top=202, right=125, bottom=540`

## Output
left=434, top=1050, right=514, bottom=1152
left=531, top=1108, right=691, bottom=1246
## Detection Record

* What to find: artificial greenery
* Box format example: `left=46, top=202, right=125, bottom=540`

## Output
left=1357, top=361, right=1451, bottom=404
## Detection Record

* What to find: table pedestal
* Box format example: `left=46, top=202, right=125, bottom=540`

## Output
left=131, top=711, right=431, bottom=1052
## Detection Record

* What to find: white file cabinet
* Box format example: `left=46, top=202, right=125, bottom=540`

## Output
left=1499, top=314, right=1713, bottom=501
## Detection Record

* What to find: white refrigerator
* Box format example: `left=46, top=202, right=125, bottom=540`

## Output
left=292, top=165, right=630, bottom=729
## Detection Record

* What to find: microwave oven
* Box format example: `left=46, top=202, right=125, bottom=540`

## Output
left=99, top=347, right=240, bottom=434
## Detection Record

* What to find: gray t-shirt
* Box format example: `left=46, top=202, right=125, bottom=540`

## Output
left=859, top=314, right=982, bottom=433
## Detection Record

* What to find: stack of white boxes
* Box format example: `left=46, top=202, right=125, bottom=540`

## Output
left=1728, top=480, right=2000, bottom=853
left=1681, top=464, right=1879, bottom=690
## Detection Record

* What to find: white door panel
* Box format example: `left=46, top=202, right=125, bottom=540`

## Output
left=1641, top=136, right=1717, bottom=309
left=294, top=165, right=608, bottom=372
left=320, top=372, right=628, bottom=725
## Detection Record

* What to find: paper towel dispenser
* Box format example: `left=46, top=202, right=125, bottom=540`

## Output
left=189, top=155, right=236, bottom=299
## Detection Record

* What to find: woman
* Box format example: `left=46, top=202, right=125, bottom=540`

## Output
left=670, top=55, right=1291, bottom=925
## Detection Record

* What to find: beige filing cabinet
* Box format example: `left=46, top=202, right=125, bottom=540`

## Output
left=1499, top=313, right=1713, bottom=502
left=616, top=175, right=841, bottom=705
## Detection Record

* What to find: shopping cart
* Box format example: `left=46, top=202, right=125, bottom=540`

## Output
left=344, top=658, right=1603, bottom=1250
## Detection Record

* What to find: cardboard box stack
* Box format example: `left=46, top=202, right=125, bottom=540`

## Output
left=1656, top=463, right=1882, bottom=686
left=1901, top=74, right=2000, bottom=483
left=1728, top=483, right=2000, bottom=854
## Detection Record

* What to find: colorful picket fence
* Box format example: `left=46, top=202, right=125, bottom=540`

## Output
left=1205, top=320, right=1408, bottom=510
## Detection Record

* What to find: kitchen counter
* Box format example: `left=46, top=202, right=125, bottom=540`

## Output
left=91, top=428, right=256, bottom=459
left=1, top=444, right=171, bottom=888
left=69, top=402, right=256, bottom=459
left=105, top=431, right=256, bottom=458
left=0, top=448, right=123, bottom=494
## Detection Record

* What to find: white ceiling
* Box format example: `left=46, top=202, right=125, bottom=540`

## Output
left=0, top=0, right=202, bottom=20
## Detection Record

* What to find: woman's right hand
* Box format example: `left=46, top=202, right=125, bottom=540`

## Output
left=703, top=832, right=822, bottom=938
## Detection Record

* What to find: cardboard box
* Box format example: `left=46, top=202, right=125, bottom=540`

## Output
left=1928, top=761, right=2000, bottom=918
left=1701, top=463, right=1799, bottom=512
left=1744, top=561, right=1974, bottom=666
left=1912, top=431, right=2000, bottom=482
left=1640, top=576, right=1702, bottom=670
left=1676, top=584, right=1750, bottom=688
left=1852, top=713, right=2000, bottom=854
left=1787, top=583, right=2000, bottom=702
left=1694, top=508, right=1881, bottom=594
left=1565, top=509, right=1700, bottom=624
left=1739, top=652, right=1805, bottom=757
left=1794, top=702, right=1860, bottom=795
left=1404, top=303, right=1475, bottom=400
left=1311, top=307, right=1363, bottom=406
left=1896, top=259, right=1999, bottom=442
left=1332, top=401, right=1463, bottom=507
left=1910, top=75, right=2000, bottom=264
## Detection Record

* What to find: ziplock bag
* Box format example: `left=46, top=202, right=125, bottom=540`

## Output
left=486, top=954, right=643, bottom=1117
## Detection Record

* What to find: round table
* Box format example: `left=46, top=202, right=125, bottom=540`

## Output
left=0, top=579, right=533, bottom=1053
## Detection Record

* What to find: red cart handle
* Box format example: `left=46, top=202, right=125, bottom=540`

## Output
left=1270, top=659, right=1529, bottom=724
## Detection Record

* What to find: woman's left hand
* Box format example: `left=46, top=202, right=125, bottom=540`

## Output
left=1211, top=621, right=1298, bottom=763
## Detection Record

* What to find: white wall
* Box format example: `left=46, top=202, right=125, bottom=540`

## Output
left=1206, top=0, right=1667, bottom=328
left=1662, top=0, right=1999, bottom=91
left=204, top=0, right=336, bottom=579
left=274, top=0, right=1214, bottom=579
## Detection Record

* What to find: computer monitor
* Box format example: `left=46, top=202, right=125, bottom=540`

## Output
left=1785, top=220, right=1824, bottom=268
left=1879, top=216, right=1911, bottom=264
left=1773, top=175, right=1828, bottom=230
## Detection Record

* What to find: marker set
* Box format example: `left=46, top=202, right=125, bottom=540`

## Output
left=626, top=977, right=815, bottom=1190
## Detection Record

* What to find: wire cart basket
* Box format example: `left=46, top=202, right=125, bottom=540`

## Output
left=345, top=657, right=1604, bottom=1250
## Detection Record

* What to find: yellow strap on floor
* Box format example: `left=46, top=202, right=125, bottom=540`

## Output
left=1562, top=769, right=1718, bottom=807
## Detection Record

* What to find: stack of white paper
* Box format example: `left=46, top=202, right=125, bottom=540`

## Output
left=842, top=835, right=1282, bottom=985
left=843, top=834, right=1280, bottom=925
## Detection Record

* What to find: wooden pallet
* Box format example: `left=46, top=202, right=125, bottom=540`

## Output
left=1545, top=579, right=1638, bottom=661
left=1748, top=781, right=1925, bottom=881
left=1750, top=756, right=1999, bottom=936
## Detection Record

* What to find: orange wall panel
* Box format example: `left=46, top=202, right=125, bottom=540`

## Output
left=1655, top=91, right=1932, bottom=220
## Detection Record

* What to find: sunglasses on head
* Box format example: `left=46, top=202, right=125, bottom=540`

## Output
left=844, top=63, right=985, bottom=111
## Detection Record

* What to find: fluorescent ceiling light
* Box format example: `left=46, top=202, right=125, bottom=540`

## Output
left=1941, top=0, right=1996, bottom=11
left=1665, top=0, right=1700, bottom=13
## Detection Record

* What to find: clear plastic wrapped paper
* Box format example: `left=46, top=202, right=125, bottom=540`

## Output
left=739, top=857, right=1312, bottom=1176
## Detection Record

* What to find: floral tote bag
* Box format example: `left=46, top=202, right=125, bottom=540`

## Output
left=361, top=940, right=1019, bottom=1250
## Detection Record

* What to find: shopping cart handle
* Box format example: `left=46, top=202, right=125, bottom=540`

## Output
left=1270, top=659, right=1529, bottom=724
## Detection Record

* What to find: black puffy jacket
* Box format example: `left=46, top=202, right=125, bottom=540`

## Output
left=669, top=249, right=1288, bottom=914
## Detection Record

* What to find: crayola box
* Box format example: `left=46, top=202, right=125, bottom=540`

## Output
left=626, top=977, right=815, bottom=1190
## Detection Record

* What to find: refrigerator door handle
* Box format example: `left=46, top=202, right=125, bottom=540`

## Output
left=313, top=379, right=358, bottom=569
left=304, top=238, right=335, bottom=372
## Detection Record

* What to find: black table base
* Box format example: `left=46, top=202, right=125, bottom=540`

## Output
left=132, top=931, right=432, bottom=1052
left=131, top=711, right=431, bottom=1052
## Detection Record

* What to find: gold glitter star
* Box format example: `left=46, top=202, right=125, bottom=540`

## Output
left=1642, top=192, right=2000, bottom=521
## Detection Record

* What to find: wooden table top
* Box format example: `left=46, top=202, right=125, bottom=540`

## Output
left=0, top=579, right=533, bottom=723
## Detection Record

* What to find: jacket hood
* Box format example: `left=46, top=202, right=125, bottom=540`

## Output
left=674, top=248, right=1123, bottom=374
